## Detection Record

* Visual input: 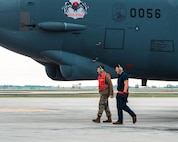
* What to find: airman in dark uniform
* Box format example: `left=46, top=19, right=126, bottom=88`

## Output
left=113, top=64, right=137, bottom=125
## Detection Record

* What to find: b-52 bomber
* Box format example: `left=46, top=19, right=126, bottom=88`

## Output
left=0, top=0, right=178, bottom=86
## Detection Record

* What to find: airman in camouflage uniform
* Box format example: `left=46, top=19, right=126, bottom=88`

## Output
left=92, top=65, right=114, bottom=123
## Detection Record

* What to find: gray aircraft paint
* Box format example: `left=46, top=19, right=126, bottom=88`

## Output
left=0, top=0, right=177, bottom=85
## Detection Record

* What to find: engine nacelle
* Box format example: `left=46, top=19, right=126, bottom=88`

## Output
left=45, top=63, right=98, bottom=81
left=42, top=51, right=116, bottom=81
left=45, top=64, right=67, bottom=81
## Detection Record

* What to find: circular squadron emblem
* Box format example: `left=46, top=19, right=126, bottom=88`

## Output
left=62, top=0, right=89, bottom=19
left=112, top=3, right=127, bottom=22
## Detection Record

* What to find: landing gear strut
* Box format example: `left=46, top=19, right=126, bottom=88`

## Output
left=142, top=78, right=147, bottom=86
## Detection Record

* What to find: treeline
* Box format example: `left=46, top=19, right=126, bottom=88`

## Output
left=1, top=84, right=178, bottom=90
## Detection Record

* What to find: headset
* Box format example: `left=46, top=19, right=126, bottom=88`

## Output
left=118, top=64, right=123, bottom=71
left=99, top=65, right=104, bottom=72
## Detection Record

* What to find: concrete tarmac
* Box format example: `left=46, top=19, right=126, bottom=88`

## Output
left=0, top=98, right=178, bottom=142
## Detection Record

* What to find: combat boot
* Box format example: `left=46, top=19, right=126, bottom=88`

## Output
left=92, top=116, right=101, bottom=123
left=103, top=116, right=112, bottom=123
left=132, top=115, right=137, bottom=124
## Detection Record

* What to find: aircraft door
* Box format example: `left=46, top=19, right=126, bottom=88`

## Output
left=104, top=28, right=125, bottom=50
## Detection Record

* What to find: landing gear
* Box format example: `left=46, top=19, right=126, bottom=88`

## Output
left=142, top=78, right=147, bottom=86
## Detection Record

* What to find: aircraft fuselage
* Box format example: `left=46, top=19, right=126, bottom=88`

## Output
left=0, top=0, right=178, bottom=84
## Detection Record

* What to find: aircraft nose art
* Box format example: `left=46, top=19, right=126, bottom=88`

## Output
left=62, top=0, right=89, bottom=19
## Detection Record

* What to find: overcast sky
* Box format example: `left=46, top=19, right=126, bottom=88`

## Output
left=0, top=47, right=89, bottom=87
left=0, top=47, right=178, bottom=87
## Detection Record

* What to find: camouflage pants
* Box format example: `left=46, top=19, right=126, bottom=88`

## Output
left=97, top=94, right=111, bottom=117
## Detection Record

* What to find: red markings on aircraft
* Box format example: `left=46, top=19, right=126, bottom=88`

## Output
left=126, top=64, right=133, bottom=69
left=73, top=2, right=79, bottom=6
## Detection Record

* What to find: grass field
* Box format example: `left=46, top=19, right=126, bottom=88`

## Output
left=0, top=88, right=178, bottom=98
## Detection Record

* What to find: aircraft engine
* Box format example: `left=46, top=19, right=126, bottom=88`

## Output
left=59, top=64, right=97, bottom=80
left=45, top=63, right=98, bottom=81
left=45, top=63, right=97, bottom=81
left=45, top=64, right=67, bottom=81
left=42, top=51, right=115, bottom=81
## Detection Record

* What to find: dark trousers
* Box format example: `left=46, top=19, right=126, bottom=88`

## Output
left=116, top=93, right=136, bottom=123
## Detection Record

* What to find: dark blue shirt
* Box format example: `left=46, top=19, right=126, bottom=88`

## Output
left=117, top=72, right=128, bottom=91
